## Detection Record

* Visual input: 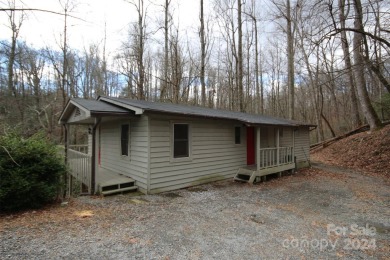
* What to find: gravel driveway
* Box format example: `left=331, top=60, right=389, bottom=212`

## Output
left=1, top=163, right=389, bottom=259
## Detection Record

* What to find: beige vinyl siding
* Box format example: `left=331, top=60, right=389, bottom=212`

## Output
left=259, top=126, right=294, bottom=148
left=259, top=126, right=273, bottom=147
left=294, top=126, right=310, bottom=165
left=279, top=127, right=293, bottom=147
left=149, top=115, right=246, bottom=194
left=99, top=116, right=148, bottom=191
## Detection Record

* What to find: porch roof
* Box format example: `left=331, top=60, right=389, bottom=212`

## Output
left=98, top=96, right=315, bottom=127
left=58, top=98, right=131, bottom=124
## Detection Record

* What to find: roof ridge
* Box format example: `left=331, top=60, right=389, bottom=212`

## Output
left=99, top=96, right=315, bottom=127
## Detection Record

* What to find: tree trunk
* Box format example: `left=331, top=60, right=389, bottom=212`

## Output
left=200, top=0, right=206, bottom=106
left=62, top=8, right=68, bottom=107
left=352, top=0, right=382, bottom=130
left=286, top=0, right=294, bottom=120
left=237, top=0, right=244, bottom=112
left=160, top=0, right=170, bottom=101
left=137, top=1, right=145, bottom=100
left=339, top=0, right=362, bottom=127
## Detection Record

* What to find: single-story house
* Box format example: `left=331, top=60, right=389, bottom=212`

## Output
left=58, top=96, right=315, bottom=195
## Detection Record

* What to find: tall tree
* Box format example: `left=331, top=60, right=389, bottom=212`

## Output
left=237, top=0, right=244, bottom=111
left=6, top=0, right=24, bottom=98
left=247, top=0, right=262, bottom=113
left=271, top=0, right=296, bottom=119
left=352, top=0, right=382, bottom=130
left=200, top=0, right=206, bottom=106
left=125, top=0, right=147, bottom=100
left=160, top=0, right=171, bottom=101
left=338, top=0, right=362, bottom=127
left=286, top=0, right=295, bottom=120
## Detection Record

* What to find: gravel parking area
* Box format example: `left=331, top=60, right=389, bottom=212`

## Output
left=1, top=164, right=389, bottom=259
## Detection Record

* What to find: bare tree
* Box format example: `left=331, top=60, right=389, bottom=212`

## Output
left=125, top=0, right=147, bottom=100
left=160, top=0, right=171, bottom=101
left=237, top=0, right=244, bottom=111
left=286, top=0, right=295, bottom=120
left=199, top=0, right=206, bottom=106
left=338, top=0, right=362, bottom=127
left=352, top=0, right=382, bottom=130
left=247, top=0, right=262, bottom=114
left=271, top=0, right=297, bottom=119
left=5, top=0, right=24, bottom=98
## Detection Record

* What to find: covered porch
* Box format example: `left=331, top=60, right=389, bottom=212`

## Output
left=234, top=126, right=296, bottom=184
left=59, top=98, right=137, bottom=195
left=67, top=144, right=137, bottom=195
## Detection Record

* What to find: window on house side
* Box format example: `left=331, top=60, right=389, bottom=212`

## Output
left=174, top=124, right=189, bottom=158
left=235, top=126, right=241, bottom=144
left=121, top=124, right=129, bottom=156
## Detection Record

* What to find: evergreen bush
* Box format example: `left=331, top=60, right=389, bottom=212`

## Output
left=0, top=132, right=66, bottom=212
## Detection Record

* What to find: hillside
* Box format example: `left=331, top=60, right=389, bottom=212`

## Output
left=311, top=124, right=390, bottom=176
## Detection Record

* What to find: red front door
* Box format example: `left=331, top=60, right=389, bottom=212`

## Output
left=247, top=127, right=255, bottom=165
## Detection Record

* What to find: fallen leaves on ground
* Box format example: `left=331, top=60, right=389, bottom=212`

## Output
left=0, top=199, right=112, bottom=232
left=312, top=125, right=390, bottom=178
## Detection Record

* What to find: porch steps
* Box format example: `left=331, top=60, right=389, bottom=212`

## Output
left=234, top=168, right=257, bottom=183
left=99, top=177, right=138, bottom=196
left=234, top=163, right=295, bottom=184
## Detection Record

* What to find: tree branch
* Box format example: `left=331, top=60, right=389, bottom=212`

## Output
left=0, top=8, right=85, bottom=21
left=1, top=145, right=20, bottom=166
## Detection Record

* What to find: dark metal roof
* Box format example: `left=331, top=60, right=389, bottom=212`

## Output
left=58, top=98, right=131, bottom=124
left=72, top=98, right=129, bottom=114
left=99, top=96, right=315, bottom=127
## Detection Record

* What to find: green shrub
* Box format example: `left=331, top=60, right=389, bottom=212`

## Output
left=0, top=132, right=66, bottom=212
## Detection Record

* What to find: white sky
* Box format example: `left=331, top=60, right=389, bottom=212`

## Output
left=0, top=0, right=201, bottom=53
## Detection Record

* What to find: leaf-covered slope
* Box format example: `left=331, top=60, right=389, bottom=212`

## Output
left=312, top=125, right=390, bottom=176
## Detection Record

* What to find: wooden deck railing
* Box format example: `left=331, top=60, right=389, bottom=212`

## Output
left=67, top=148, right=91, bottom=190
left=259, top=147, right=293, bottom=169
left=69, top=144, right=89, bottom=154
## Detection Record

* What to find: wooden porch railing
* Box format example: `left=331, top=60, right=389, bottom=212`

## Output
left=69, top=144, right=89, bottom=154
left=67, top=147, right=91, bottom=190
left=259, top=147, right=293, bottom=169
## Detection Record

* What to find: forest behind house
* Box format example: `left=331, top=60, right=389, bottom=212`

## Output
left=0, top=0, right=389, bottom=144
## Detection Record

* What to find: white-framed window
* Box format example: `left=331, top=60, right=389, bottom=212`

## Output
left=172, top=123, right=191, bottom=159
left=120, top=124, right=130, bottom=156
left=234, top=126, right=241, bottom=144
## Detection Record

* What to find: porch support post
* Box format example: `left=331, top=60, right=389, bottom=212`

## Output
left=256, top=127, right=261, bottom=171
left=292, top=128, right=295, bottom=164
left=63, top=124, right=69, bottom=165
left=63, top=123, right=70, bottom=198
left=91, top=117, right=101, bottom=195
left=69, top=175, right=73, bottom=197
left=276, top=128, right=280, bottom=166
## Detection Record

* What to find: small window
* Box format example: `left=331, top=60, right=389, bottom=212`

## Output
left=121, top=124, right=129, bottom=156
left=235, top=126, right=241, bottom=144
left=174, top=124, right=189, bottom=158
